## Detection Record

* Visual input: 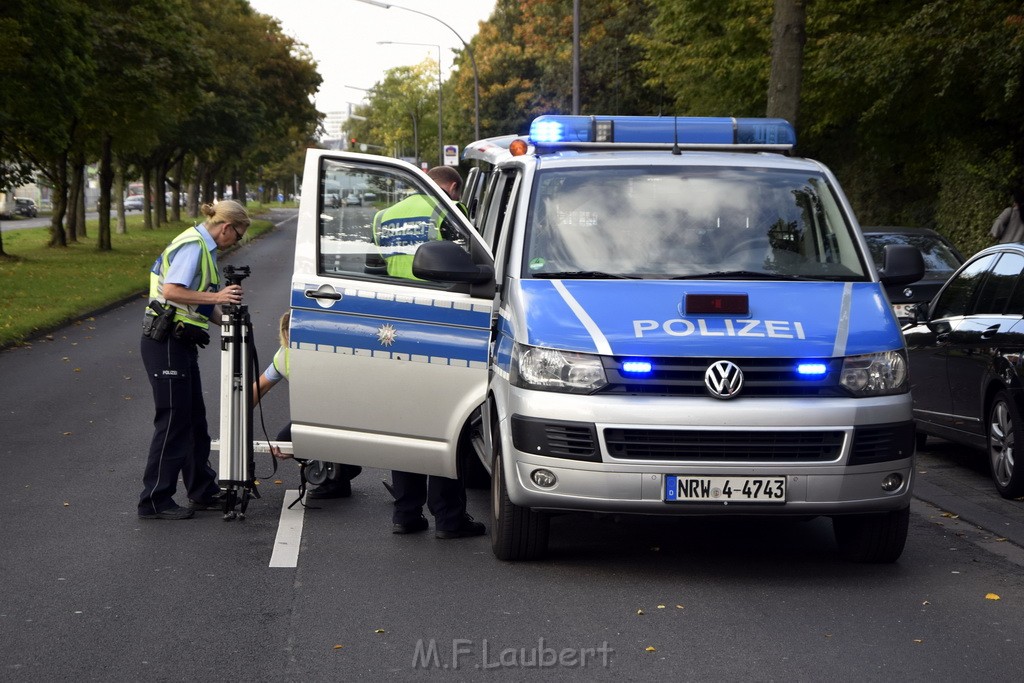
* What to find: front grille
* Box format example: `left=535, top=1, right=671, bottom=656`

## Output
left=600, top=357, right=846, bottom=397
left=849, top=422, right=915, bottom=465
left=604, top=428, right=845, bottom=462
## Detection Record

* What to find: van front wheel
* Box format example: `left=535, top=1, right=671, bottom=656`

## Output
left=490, top=434, right=549, bottom=561
left=832, top=506, right=909, bottom=563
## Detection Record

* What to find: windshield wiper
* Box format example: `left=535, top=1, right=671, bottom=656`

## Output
left=670, top=270, right=816, bottom=281
left=533, top=271, right=639, bottom=280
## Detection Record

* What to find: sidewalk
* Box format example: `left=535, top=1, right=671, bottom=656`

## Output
left=913, top=438, right=1024, bottom=549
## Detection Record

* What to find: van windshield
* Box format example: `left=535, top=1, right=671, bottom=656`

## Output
left=523, top=166, right=868, bottom=280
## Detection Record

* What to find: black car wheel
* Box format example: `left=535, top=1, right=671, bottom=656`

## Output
left=832, top=506, right=909, bottom=563
left=987, top=391, right=1024, bottom=499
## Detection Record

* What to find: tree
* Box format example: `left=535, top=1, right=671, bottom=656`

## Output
left=0, top=0, right=95, bottom=248
left=766, top=0, right=806, bottom=126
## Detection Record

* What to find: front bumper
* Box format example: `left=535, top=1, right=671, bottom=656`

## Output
left=497, top=390, right=915, bottom=515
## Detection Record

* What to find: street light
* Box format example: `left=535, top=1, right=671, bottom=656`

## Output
left=355, top=0, right=480, bottom=141
left=378, top=40, right=443, bottom=168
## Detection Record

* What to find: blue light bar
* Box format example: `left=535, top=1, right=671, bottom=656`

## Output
left=796, top=362, right=828, bottom=378
left=622, top=360, right=654, bottom=375
left=528, top=115, right=796, bottom=148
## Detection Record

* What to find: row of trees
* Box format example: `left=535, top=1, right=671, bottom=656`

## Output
left=0, top=0, right=321, bottom=255
left=351, top=0, right=1023, bottom=256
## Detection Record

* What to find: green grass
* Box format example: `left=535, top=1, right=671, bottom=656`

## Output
left=0, top=213, right=273, bottom=349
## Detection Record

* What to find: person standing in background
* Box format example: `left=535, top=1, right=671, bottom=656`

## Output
left=991, top=188, right=1024, bottom=243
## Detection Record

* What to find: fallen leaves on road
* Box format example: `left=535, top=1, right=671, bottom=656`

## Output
left=985, top=593, right=1001, bottom=601
left=645, top=646, right=656, bottom=652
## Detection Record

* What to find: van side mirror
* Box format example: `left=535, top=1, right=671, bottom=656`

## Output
left=413, top=240, right=495, bottom=285
left=878, top=244, right=925, bottom=287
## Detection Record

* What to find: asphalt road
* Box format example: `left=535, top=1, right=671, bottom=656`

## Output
left=2, top=209, right=1023, bottom=681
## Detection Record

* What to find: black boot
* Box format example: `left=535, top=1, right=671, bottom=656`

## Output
left=306, top=477, right=352, bottom=500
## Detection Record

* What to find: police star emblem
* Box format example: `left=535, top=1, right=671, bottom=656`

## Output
left=377, top=323, right=397, bottom=347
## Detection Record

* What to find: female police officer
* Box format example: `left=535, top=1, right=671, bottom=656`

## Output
left=138, top=200, right=249, bottom=520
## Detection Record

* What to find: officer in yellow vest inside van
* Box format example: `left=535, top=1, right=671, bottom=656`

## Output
left=371, top=165, right=465, bottom=279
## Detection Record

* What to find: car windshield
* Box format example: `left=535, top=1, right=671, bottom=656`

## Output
left=523, top=166, right=867, bottom=280
left=864, top=232, right=961, bottom=275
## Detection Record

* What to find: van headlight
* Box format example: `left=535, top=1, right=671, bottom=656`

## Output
left=510, top=343, right=607, bottom=394
left=840, top=350, right=908, bottom=396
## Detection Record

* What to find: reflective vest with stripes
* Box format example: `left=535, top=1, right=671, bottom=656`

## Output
left=372, top=194, right=444, bottom=279
left=148, top=226, right=219, bottom=329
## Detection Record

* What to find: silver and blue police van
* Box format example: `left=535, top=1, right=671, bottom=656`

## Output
left=289, top=115, right=924, bottom=562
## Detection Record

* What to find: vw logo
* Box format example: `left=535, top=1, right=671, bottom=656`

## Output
left=705, top=360, right=743, bottom=399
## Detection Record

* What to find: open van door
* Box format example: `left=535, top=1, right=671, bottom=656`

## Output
left=289, top=151, right=494, bottom=478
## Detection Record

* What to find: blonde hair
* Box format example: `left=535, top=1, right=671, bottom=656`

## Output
left=278, top=311, right=291, bottom=348
left=201, top=200, right=251, bottom=230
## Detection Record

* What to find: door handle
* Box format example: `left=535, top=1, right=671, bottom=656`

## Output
left=935, top=332, right=949, bottom=345
left=980, top=325, right=1000, bottom=340
left=304, top=285, right=341, bottom=301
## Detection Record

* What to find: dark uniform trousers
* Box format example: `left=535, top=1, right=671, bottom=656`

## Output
left=391, top=470, right=466, bottom=531
left=138, top=333, right=220, bottom=515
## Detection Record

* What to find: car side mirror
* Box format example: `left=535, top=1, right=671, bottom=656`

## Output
left=412, top=240, right=495, bottom=285
left=878, top=244, right=925, bottom=287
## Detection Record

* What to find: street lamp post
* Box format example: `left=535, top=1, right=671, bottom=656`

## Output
left=355, top=0, right=480, bottom=141
left=378, top=40, right=443, bottom=168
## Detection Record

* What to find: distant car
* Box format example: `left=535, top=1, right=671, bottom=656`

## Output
left=124, top=195, right=144, bottom=211
left=361, top=192, right=376, bottom=204
left=904, top=242, right=1024, bottom=498
left=342, top=194, right=361, bottom=206
left=862, top=226, right=965, bottom=324
left=14, top=197, right=37, bottom=217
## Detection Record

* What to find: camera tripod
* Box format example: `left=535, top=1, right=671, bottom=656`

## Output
left=217, top=265, right=257, bottom=520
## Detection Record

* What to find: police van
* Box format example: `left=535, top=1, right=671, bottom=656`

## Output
left=288, top=115, right=924, bottom=562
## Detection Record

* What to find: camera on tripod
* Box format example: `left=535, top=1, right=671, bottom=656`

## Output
left=224, top=265, right=251, bottom=287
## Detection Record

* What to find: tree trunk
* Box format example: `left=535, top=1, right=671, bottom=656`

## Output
left=766, top=0, right=806, bottom=129
left=98, top=135, right=113, bottom=250
left=48, top=153, right=69, bottom=248
left=155, top=158, right=168, bottom=227
left=170, top=155, right=184, bottom=222
left=76, top=153, right=86, bottom=239
left=66, top=162, right=80, bottom=243
left=142, top=166, right=154, bottom=230
left=115, top=158, right=127, bottom=235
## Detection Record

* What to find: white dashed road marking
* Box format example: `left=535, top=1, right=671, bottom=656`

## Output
left=269, top=490, right=305, bottom=567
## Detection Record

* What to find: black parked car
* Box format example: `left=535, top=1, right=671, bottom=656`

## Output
left=903, top=242, right=1024, bottom=498
left=14, top=197, right=38, bottom=217
left=862, top=227, right=964, bottom=325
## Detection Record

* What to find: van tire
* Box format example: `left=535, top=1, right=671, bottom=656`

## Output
left=832, top=506, right=909, bottom=563
left=490, top=436, right=549, bottom=561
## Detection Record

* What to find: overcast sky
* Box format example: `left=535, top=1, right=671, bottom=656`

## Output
left=246, top=0, right=497, bottom=115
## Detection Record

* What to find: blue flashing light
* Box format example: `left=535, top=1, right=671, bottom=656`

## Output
left=796, top=362, right=828, bottom=378
left=622, top=360, right=654, bottom=375
left=531, top=119, right=565, bottom=144
left=528, top=115, right=796, bottom=148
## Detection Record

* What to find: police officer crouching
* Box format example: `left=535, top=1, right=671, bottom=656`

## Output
left=138, top=201, right=249, bottom=520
